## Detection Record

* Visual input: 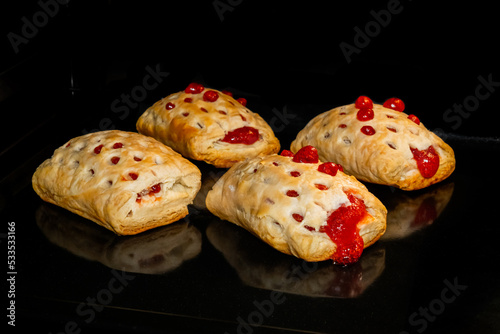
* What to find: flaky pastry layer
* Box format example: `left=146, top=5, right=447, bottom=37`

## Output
left=291, top=103, right=455, bottom=190
left=206, top=154, right=387, bottom=262
left=136, top=87, right=280, bottom=167
left=32, top=130, right=201, bottom=235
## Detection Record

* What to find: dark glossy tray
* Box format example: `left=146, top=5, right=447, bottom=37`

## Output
left=3, top=94, right=499, bottom=333
left=2, top=3, right=499, bottom=330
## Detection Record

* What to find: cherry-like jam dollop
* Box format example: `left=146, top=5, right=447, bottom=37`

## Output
left=203, top=90, right=219, bottom=102
left=318, top=162, right=343, bottom=176
left=185, top=82, right=204, bottom=94
left=383, top=97, right=405, bottom=112
left=360, top=125, right=376, bottom=136
left=355, top=96, right=373, bottom=109
left=236, top=98, right=247, bottom=106
left=319, top=193, right=367, bottom=266
left=410, top=145, right=439, bottom=178
left=356, top=108, right=374, bottom=122
left=292, top=146, right=319, bottom=164
left=280, top=150, right=294, bottom=157
left=408, top=114, right=420, bottom=125
left=221, top=126, right=259, bottom=145
left=94, top=144, right=104, bottom=154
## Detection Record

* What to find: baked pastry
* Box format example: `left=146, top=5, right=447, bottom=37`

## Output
left=291, top=96, right=456, bottom=190
left=206, top=145, right=387, bottom=265
left=32, top=130, right=202, bottom=235
left=136, top=83, right=280, bottom=168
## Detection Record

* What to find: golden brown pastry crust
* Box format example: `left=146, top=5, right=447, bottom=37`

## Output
left=205, top=154, right=387, bottom=262
left=136, top=87, right=280, bottom=168
left=32, top=130, right=202, bottom=235
left=291, top=103, right=455, bottom=190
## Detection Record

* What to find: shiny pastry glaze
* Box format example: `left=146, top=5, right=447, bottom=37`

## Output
left=221, top=126, right=260, bottom=145
left=320, top=193, right=366, bottom=266
left=410, top=145, right=439, bottom=178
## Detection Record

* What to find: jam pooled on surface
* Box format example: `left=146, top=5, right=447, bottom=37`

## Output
left=356, top=108, right=374, bottom=122
left=280, top=150, right=294, bottom=157
left=319, top=193, right=367, bottom=266
left=221, top=126, right=260, bottom=145
left=185, top=82, right=204, bottom=94
left=410, top=145, right=440, bottom=178
left=355, top=96, right=373, bottom=109
left=292, top=145, right=319, bottom=164
left=383, top=97, right=405, bottom=112
left=360, top=125, right=376, bottom=136
left=408, top=114, right=420, bottom=125
left=318, top=162, right=343, bottom=176
left=203, top=90, right=219, bottom=102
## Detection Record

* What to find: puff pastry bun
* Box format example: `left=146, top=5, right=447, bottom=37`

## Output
left=136, top=83, right=280, bottom=168
left=32, top=130, right=202, bottom=235
left=206, top=146, right=387, bottom=264
left=291, top=97, right=455, bottom=190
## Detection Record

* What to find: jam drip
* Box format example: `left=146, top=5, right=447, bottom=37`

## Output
left=221, top=126, right=259, bottom=145
left=410, top=145, right=439, bottom=178
left=319, top=193, right=367, bottom=266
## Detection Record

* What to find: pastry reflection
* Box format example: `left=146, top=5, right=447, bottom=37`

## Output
left=207, top=220, right=385, bottom=298
left=36, top=204, right=202, bottom=274
left=375, top=182, right=454, bottom=241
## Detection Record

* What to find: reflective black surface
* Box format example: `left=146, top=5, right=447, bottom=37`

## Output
left=1, top=1, right=500, bottom=333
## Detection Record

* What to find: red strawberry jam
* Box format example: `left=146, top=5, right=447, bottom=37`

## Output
left=280, top=150, right=294, bottom=157
left=319, top=193, right=367, bottom=266
left=236, top=98, right=247, bottom=106
left=360, top=125, right=376, bottom=136
left=221, top=126, right=259, bottom=145
left=355, top=96, right=373, bottom=109
left=149, top=183, right=161, bottom=194
left=203, top=90, right=219, bottom=102
left=408, top=114, right=420, bottom=125
left=185, top=82, right=204, bottom=94
left=318, top=162, right=343, bottom=176
left=356, top=108, right=374, bottom=121
left=292, top=145, right=319, bottom=163
left=410, top=145, right=439, bottom=178
left=383, top=97, right=405, bottom=112
left=94, top=144, right=104, bottom=154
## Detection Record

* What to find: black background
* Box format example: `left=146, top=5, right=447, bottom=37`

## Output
left=1, top=1, right=500, bottom=334
left=1, top=0, right=499, bottom=156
